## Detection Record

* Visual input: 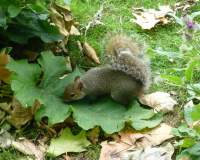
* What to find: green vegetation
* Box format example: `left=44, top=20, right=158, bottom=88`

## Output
left=0, top=0, right=200, bottom=159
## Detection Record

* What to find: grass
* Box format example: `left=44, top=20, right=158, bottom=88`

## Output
left=1, top=0, right=200, bottom=159
left=69, top=0, right=200, bottom=158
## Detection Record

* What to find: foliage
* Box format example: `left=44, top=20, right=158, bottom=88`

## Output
left=0, top=0, right=64, bottom=44
left=7, top=51, right=79, bottom=125
left=72, top=99, right=163, bottom=133
left=47, top=128, right=90, bottom=156
left=172, top=102, right=200, bottom=159
left=7, top=52, right=162, bottom=132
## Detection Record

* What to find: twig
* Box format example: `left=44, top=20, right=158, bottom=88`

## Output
left=84, top=3, right=104, bottom=38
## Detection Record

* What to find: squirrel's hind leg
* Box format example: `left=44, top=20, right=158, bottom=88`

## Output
left=111, top=90, right=132, bottom=106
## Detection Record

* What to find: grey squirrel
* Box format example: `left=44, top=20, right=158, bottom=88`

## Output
left=64, top=35, right=151, bottom=105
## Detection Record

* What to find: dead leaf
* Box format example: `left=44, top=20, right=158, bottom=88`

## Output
left=49, top=2, right=80, bottom=53
left=0, top=52, right=9, bottom=65
left=0, top=131, right=45, bottom=160
left=0, top=51, right=10, bottom=83
left=0, top=98, right=40, bottom=129
left=12, top=139, right=44, bottom=160
left=120, top=143, right=174, bottom=160
left=70, top=25, right=80, bottom=35
left=63, top=154, right=72, bottom=160
left=100, top=123, right=174, bottom=160
left=173, top=0, right=199, bottom=12
left=132, top=6, right=173, bottom=29
left=87, top=127, right=100, bottom=144
left=82, top=42, right=100, bottom=64
left=139, top=92, right=177, bottom=113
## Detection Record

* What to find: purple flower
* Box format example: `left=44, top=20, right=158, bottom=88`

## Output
left=183, top=15, right=200, bottom=30
left=187, top=21, right=194, bottom=29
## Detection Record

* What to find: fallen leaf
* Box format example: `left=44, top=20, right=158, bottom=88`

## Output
left=120, top=143, right=174, bottom=160
left=132, top=6, right=173, bottom=29
left=87, top=127, right=100, bottom=144
left=47, top=128, right=90, bottom=156
left=100, top=123, right=174, bottom=160
left=0, top=49, right=11, bottom=83
left=139, top=92, right=177, bottom=113
left=70, top=25, right=80, bottom=35
left=0, top=131, right=44, bottom=160
left=82, top=42, right=100, bottom=64
left=63, top=154, right=72, bottom=160
left=0, top=98, right=40, bottom=129
left=12, top=139, right=44, bottom=160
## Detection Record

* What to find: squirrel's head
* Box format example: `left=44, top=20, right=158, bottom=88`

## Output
left=63, top=76, right=86, bottom=102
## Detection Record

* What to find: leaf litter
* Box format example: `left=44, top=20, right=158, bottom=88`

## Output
left=132, top=5, right=173, bottom=29
left=100, top=123, right=174, bottom=160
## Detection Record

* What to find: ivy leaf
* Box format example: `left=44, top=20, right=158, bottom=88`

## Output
left=72, top=98, right=163, bottom=134
left=7, top=51, right=81, bottom=125
left=47, top=128, right=90, bottom=156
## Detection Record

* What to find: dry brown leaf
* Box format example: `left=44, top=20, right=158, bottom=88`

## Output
left=0, top=131, right=45, bottom=160
left=70, top=25, right=80, bottom=36
left=132, top=5, right=173, bottom=29
left=100, top=123, right=174, bottom=160
left=120, top=143, right=174, bottom=160
left=87, top=127, right=100, bottom=144
left=0, top=52, right=10, bottom=83
left=173, top=0, right=199, bottom=12
left=63, top=154, right=72, bottom=160
left=0, top=67, right=10, bottom=83
left=12, top=139, right=44, bottom=160
left=82, top=42, right=100, bottom=64
left=49, top=2, right=80, bottom=53
left=0, top=52, right=9, bottom=65
left=0, top=98, right=40, bottom=129
left=139, top=92, right=177, bottom=113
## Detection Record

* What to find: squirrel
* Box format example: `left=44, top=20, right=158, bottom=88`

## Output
left=64, top=35, right=151, bottom=105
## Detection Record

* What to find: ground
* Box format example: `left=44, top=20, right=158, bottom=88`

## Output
left=0, top=0, right=200, bottom=159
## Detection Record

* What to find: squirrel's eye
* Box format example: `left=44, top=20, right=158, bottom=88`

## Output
left=70, top=93, right=76, bottom=97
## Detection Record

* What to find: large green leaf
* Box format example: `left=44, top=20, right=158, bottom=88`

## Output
left=47, top=128, right=90, bottom=156
left=72, top=98, right=127, bottom=134
left=7, top=51, right=81, bottom=125
left=8, top=5, right=21, bottom=18
left=125, top=101, right=163, bottom=130
left=72, top=98, right=163, bottom=134
left=6, top=10, right=64, bottom=44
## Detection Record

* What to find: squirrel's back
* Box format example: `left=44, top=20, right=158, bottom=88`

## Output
left=81, top=66, right=143, bottom=104
left=64, top=34, right=151, bottom=105
left=106, top=34, right=151, bottom=89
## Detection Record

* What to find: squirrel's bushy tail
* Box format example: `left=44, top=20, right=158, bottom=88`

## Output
left=106, top=35, right=151, bottom=89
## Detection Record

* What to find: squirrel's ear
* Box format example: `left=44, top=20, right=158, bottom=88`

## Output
left=74, top=76, right=83, bottom=90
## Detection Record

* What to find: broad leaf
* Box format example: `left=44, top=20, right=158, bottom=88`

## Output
left=161, top=74, right=183, bottom=86
left=185, top=60, right=198, bottom=82
left=191, top=104, right=200, bottom=121
left=47, top=128, right=90, bottom=156
left=7, top=51, right=81, bottom=125
left=72, top=98, right=163, bottom=134
left=8, top=5, right=21, bottom=18
left=125, top=101, right=163, bottom=130
left=6, top=11, right=64, bottom=44
left=72, top=98, right=126, bottom=134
